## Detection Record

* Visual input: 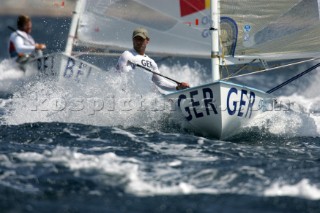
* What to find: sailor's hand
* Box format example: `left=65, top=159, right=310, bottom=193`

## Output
left=176, top=82, right=190, bottom=90
left=35, top=43, right=46, bottom=50
left=17, top=53, right=26, bottom=58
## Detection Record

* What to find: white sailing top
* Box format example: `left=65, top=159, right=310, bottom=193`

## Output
left=8, top=30, right=35, bottom=57
left=116, top=49, right=177, bottom=91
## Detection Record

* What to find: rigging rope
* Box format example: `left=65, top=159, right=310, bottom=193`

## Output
left=222, top=57, right=320, bottom=80
left=266, top=62, right=320, bottom=94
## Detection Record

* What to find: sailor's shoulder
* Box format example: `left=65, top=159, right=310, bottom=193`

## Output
left=17, top=30, right=28, bottom=37
left=122, top=49, right=137, bottom=57
left=10, top=30, right=27, bottom=40
left=9, top=31, right=18, bottom=39
left=118, top=50, right=132, bottom=60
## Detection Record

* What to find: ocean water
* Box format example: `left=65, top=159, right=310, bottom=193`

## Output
left=1, top=16, right=320, bottom=213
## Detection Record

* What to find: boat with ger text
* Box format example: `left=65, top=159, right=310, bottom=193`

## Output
left=24, top=0, right=320, bottom=139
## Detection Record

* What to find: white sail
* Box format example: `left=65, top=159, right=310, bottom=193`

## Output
left=73, top=0, right=320, bottom=61
left=75, top=0, right=210, bottom=57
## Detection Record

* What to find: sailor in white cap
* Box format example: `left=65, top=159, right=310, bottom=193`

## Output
left=116, top=27, right=189, bottom=91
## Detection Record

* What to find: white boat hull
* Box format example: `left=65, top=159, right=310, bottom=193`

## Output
left=165, top=81, right=273, bottom=139
left=25, top=52, right=106, bottom=82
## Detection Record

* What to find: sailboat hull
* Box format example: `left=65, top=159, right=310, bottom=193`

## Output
left=165, top=81, right=272, bottom=139
left=24, top=52, right=106, bottom=82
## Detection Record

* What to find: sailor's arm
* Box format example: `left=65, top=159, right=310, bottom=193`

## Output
left=14, top=36, right=35, bottom=54
left=14, top=36, right=46, bottom=55
left=151, top=63, right=189, bottom=91
left=116, top=51, right=136, bottom=72
left=152, top=74, right=177, bottom=91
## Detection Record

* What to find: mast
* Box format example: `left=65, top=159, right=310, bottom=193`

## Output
left=211, top=0, right=220, bottom=81
left=65, top=0, right=84, bottom=56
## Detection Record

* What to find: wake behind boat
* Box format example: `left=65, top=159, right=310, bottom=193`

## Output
left=17, top=0, right=320, bottom=139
